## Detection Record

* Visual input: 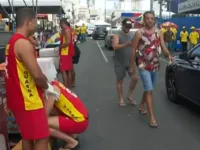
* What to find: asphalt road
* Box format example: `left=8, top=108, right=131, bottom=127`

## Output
left=66, top=38, right=200, bottom=150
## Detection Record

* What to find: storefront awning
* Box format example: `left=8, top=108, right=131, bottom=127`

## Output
left=178, top=0, right=200, bottom=14
left=0, top=0, right=65, bottom=15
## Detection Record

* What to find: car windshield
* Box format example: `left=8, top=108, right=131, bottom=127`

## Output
left=111, top=30, right=119, bottom=34
left=96, top=27, right=106, bottom=34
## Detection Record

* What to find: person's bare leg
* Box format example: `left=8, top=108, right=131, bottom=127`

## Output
left=69, top=134, right=77, bottom=139
left=71, top=68, right=76, bottom=87
left=48, top=117, right=78, bottom=148
left=61, top=71, right=68, bottom=87
left=34, top=138, right=49, bottom=150
left=139, top=92, right=147, bottom=114
left=22, top=140, right=34, bottom=150
left=117, top=80, right=125, bottom=106
left=67, top=70, right=72, bottom=88
left=50, top=128, right=78, bottom=148
left=127, top=76, right=138, bottom=105
left=145, top=91, right=157, bottom=124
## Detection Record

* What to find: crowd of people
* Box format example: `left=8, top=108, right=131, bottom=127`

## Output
left=5, top=8, right=88, bottom=150
left=6, top=6, right=198, bottom=150
left=161, top=24, right=199, bottom=52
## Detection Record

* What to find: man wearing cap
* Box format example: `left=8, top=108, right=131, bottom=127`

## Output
left=180, top=26, right=189, bottom=52
left=112, top=18, right=138, bottom=107
left=189, top=26, right=199, bottom=48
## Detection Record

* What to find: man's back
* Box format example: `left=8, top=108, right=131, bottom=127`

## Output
left=114, top=31, right=133, bottom=66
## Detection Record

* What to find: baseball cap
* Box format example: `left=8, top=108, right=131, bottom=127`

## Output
left=122, top=18, right=132, bottom=28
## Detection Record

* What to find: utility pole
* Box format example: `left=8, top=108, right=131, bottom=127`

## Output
left=72, top=3, right=75, bottom=24
left=159, top=0, right=163, bottom=19
left=150, top=0, right=153, bottom=11
left=104, top=0, right=106, bottom=21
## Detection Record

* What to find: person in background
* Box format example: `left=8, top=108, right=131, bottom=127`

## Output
left=130, top=11, right=173, bottom=128
left=45, top=81, right=89, bottom=150
left=164, top=26, right=174, bottom=51
left=112, top=18, right=138, bottom=107
left=180, top=26, right=189, bottom=52
left=59, top=18, right=73, bottom=88
left=81, top=23, right=87, bottom=42
left=75, top=25, right=81, bottom=42
left=5, top=8, right=59, bottom=150
left=161, top=24, right=167, bottom=33
left=66, top=22, right=76, bottom=88
left=170, top=25, right=177, bottom=51
left=4, top=22, right=9, bottom=31
left=189, top=26, right=199, bottom=48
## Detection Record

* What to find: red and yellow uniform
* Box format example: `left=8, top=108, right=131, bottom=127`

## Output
left=5, top=33, right=49, bottom=140
left=52, top=81, right=88, bottom=134
left=59, top=27, right=73, bottom=71
left=69, top=28, right=75, bottom=57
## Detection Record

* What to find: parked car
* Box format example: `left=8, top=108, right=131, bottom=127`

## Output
left=165, top=44, right=200, bottom=105
left=104, top=28, right=138, bottom=50
left=87, top=24, right=95, bottom=36
left=104, top=28, right=120, bottom=50
left=92, top=26, right=107, bottom=40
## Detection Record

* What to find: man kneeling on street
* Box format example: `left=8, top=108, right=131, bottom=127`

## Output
left=45, top=81, right=89, bottom=150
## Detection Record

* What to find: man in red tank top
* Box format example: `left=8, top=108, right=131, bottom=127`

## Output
left=5, top=8, right=60, bottom=150
left=59, top=18, right=73, bottom=88
left=130, top=11, right=173, bottom=128
left=45, top=81, right=89, bottom=149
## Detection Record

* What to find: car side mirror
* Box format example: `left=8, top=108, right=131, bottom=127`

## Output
left=179, top=52, right=189, bottom=60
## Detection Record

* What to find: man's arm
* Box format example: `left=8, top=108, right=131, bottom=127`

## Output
left=112, top=34, right=130, bottom=50
left=14, top=39, right=48, bottom=89
left=60, top=29, right=70, bottom=48
left=130, top=30, right=141, bottom=68
left=159, top=31, right=172, bottom=57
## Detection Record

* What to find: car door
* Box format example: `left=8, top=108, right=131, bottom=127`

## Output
left=175, top=45, right=200, bottom=103
left=186, top=46, right=200, bottom=103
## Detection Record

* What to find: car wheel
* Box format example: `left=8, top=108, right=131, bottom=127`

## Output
left=166, top=71, right=178, bottom=103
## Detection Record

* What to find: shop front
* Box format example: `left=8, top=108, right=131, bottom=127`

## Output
left=178, top=0, right=200, bottom=14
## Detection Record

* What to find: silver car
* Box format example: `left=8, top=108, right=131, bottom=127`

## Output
left=104, top=28, right=120, bottom=50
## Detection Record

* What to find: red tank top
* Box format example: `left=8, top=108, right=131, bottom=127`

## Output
left=5, top=33, right=44, bottom=111
left=52, top=81, right=88, bottom=122
left=60, top=26, right=75, bottom=56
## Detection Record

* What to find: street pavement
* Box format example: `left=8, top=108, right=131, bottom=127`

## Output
left=63, top=39, right=200, bottom=150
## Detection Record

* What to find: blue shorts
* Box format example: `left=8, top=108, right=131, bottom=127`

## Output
left=139, top=69, right=158, bottom=91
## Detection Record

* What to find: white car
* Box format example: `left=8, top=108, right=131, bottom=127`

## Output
left=87, top=25, right=95, bottom=36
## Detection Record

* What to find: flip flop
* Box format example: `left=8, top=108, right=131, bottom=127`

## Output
left=118, top=101, right=126, bottom=107
left=139, top=109, right=147, bottom=115
left=65, top=142, right=80, bottom=150
left=149, top=122, right=158, bottom=128
left=127, top=97, right=137, bottom=105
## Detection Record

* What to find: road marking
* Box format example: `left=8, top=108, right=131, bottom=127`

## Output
left=96, top=41, right=108, bottom=63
